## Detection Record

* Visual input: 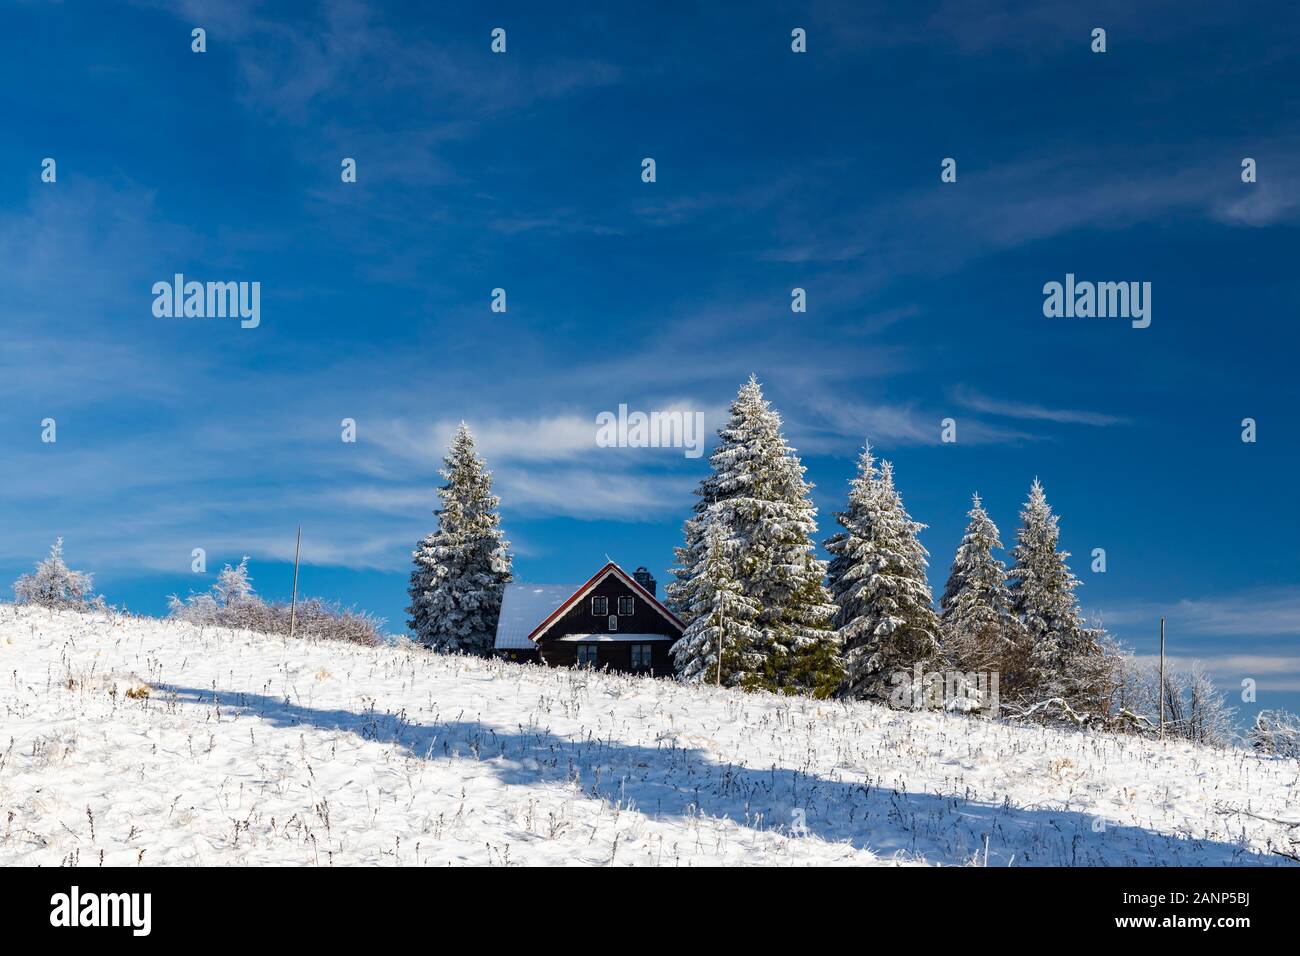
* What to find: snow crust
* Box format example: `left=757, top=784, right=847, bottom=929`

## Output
left=1, top=604, right=1295, bottom=866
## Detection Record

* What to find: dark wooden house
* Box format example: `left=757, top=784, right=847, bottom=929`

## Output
left=494, top=562, right=684, bottom=676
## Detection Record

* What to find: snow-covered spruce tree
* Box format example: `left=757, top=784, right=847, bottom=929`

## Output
left=406, top=423, right=512, bottom=655
left=668, top=376, right=840, bottom=696
left=1007, top=479, right=1107, bottom=712
left=13, top=538, right=101, bottom=611
left=939, top=493, right=1022, bottom=679
left=670, top=520, right=764, bottom=686
left=824, top=449, right=941, bottom=702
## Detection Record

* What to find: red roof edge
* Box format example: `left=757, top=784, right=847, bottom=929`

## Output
left=527, top=561, right=684, bottom=642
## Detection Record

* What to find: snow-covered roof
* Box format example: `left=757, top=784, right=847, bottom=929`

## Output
left=494, top=584, right=577, bottom=649
left=552, top=633, right=677, bottom=643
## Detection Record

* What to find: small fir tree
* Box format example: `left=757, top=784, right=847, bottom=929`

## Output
left=670, top=520, right=764, bottom=687
left=939, top=494, right=1021, bottom=678
left=825, top=450, right=940, bottom=702
left=669, top=376, right=839, bottom=695
left=1007, top=479, right=1105, bottom=710
left=407, top=423, right=512, bottom=654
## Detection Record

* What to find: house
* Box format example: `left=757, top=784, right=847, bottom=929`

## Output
left=494, top=561, right=684, bottom=675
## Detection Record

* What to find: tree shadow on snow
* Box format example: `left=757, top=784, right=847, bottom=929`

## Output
left=158, top=683, right=1293, bottom=867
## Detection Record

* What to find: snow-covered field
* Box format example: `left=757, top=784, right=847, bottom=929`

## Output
left=1, top=604, right=1296, bottom=866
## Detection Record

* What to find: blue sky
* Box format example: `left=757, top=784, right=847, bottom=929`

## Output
left=2, top=1, right=1298, bottom=721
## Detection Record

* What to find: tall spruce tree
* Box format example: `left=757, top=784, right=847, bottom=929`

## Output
left=407, top=423, right=512, bottom=654
left=668, top=376, right=840, bottom=696
left=825, top=449, right=941, bottom=702
left=939, top=493, right=1019, bottom=673
left=1007, top=479, right=1104, bottom=704
left=670, top=521, right=764, bottom=687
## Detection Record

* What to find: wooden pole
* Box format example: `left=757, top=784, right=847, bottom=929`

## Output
left=289, top=526, right=302, bottom=639
left=1158, top=617, right=1165, bottom=740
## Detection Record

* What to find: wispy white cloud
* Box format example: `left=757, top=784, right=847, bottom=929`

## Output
left=499, top=469, right=696, bottom=522
left=1099, top=588, right=1300, bottom=638
left=789, top=393, right=1036, bottom=453
left=488, top=210, right=623, bottom=238
left=1211, top=181, right=1300, bottom=227
left=371, top=415, right=599, bottom=467
left=764, top=143, right=1300, bottom=274
left=369, top=403, right=728, bottom=467
left=952, top=386, right=1129, bottom=426
left=136, top=0, right=620, bottom=125
left=1129, top=652, right=1300, bottom=697
left=1132, top=653, right=1300, bottom=677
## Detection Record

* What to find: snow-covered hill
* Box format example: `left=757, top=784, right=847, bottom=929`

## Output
left=1, top=604, right=1296, bottom=866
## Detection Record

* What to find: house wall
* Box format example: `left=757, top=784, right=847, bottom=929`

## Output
left=535, top=573, right=681, bottom=676
left=537, top=636, right=676, bottom=676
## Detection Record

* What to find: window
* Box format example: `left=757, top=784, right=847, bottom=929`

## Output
left=630, top=644, right=653, bottom=670
left=618, top=595, right=634, bottom=616
left=608, top=615, right=618, bottom=632
left=576, top=644, right=598, bottom=668
left=591, top=595, right=608, bottom=616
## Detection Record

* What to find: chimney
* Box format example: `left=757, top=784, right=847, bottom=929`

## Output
left=633, top=566, right=656, bottom=596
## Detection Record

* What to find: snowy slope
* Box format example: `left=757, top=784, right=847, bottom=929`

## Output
left=1, top=603, right=1296, bottom=867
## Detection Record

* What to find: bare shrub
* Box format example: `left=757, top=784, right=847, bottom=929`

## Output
left=1107, top=651, right=1236, bottom=745
left=169, top=557, right=383, bottom=646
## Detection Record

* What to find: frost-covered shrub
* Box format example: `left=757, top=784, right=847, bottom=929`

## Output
left=166, top=590, right=219, bottom=624
left=169, top=557, right=383, bottom=646
left=1246, top=710, right=1300, bottom=758
left=169, top=557, right=248, bottom=626
left=1107, top=652, right=1235, bottom=745
left=280, top=598, right=385, bottom=646
left=13, top=538, right=103, bottom=612
left=214, top=559, right=257, bottom=610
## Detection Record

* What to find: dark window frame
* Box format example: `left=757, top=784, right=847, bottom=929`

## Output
left=576, top=644, right=598, bottom=668
left=630, top=644, right=653, bottom=670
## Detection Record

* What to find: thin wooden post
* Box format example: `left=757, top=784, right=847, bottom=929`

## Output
left=1158, top=617, right=1165, bottom=740
left=289, top=526, right=302, bottom=639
